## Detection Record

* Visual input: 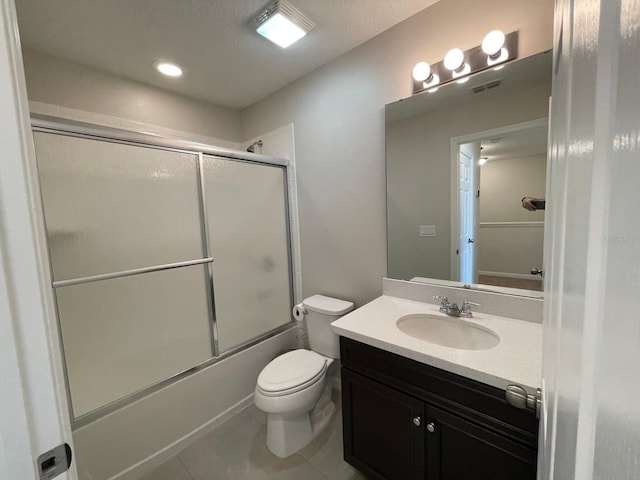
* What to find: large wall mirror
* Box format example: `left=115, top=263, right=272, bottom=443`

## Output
left=386, top=51, right=552, bottom=297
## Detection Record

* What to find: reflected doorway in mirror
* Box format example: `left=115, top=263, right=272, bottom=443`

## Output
left=451, top=118, right=548, bottom=292
left=458, top=142, right=481, bottom=284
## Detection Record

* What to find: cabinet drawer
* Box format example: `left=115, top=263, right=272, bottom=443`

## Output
left=340, top=337, right=538, bottom=448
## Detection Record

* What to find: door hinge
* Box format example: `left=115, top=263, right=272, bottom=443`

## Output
left=37, top=443, right=72, bottom=479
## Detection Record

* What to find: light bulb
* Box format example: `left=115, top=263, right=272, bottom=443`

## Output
left=423, top=73, right=440, bottom=89
left=479, top=158, right=488, bottom=165
left=482, top=30, right=506, bottom=57
left=412, top=62, right=432, bottom=82
left=444, top=48, right=465, bottom=71
left=154, top=61, right=183, bottom=77
left=487, top=47, right=509, bottom=66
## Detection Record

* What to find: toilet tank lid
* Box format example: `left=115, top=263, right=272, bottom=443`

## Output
left=303, top=295, right=354, bottom=315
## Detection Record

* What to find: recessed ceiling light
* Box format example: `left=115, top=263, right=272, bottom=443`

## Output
left=154, top=61, right=183, bottom=77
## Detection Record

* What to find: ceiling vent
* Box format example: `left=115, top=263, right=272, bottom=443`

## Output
left=470, top=78, right=503, bottom=94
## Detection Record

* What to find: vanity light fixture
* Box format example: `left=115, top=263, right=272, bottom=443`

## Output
left=154, top=61, right=183, bottom=77
left=254, top=0, right=315, bottom=48
left=411, top=31, right=518, bottom=95
left=482, top=30, right=508, bottom=66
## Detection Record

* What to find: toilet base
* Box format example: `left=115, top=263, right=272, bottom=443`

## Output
left=265, top=383, right=335, bottom=458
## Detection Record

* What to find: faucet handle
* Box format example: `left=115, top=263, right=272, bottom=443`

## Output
left=433, top=295, right=449, bottom=305
left=461, top=300, right=481, bottom=316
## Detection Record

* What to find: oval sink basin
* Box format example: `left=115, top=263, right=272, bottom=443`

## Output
left=396, top=314, right=500, bottom=350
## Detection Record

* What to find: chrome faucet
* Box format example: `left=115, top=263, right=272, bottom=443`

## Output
left=434, top=296, right=480, bottom=318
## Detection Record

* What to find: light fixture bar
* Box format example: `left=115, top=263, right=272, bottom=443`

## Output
left=254, top=0, right=315, bottom=48
left=411, top=31, right=518, bottom=95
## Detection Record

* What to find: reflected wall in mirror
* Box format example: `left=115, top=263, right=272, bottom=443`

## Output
left=386, top=51, right=552, bottom=295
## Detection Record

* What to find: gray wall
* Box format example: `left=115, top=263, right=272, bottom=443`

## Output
left=22, top=49, right=242, bottom=142
left=480, top=154, right=547, bottom=223
left=479, top=154, right=546, bottom=276
left=240, top=0, right=553, bottom=306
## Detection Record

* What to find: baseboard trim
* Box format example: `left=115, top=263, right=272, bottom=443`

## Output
left=109, top=393, right=255, bottom=480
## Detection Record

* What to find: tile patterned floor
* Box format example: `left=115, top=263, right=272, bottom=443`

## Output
left=138, top=393, right=367, bottom=480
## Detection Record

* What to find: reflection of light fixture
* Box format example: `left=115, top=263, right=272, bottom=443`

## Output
left=479, top=157, right=488, bottom=165
left=412, top=62, right=440, bottom=89
left=444, top=48, right=471, bottom=79
left=154, top=61, right=183, bottom=77
left=482, top=30, right=508, bottom=66
left=254, top=0, right=315, bottom=48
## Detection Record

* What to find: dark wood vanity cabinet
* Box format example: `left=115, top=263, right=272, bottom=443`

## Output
left=340, top=337, right=539, bottom=480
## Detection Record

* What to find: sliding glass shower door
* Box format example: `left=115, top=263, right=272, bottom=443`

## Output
left=33, top=128, right=293, bottom=421
left=203, top=156, right=292, bottom=352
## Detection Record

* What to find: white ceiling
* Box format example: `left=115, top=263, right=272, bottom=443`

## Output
left=15, top=0, right=440, bottom=110
left=481, top=126, right=548, bottom=162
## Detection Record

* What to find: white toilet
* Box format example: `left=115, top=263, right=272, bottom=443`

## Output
left=254, top=294, right=354, bottom=458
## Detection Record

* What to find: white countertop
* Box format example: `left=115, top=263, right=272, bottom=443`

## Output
left=331, top=295, right=542, bottom=394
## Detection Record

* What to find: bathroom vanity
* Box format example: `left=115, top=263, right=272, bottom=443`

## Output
left=332, top=291, right=542, bottom=480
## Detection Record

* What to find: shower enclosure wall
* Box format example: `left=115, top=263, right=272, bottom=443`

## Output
left=32, top=118, right=295, bottom=425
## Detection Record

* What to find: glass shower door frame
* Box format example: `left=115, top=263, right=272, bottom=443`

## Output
left=32, top=116, right=297, bottom=428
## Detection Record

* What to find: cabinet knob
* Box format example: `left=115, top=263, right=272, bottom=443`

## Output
left=426, top=422, right=436, bottom=433
left=412, top=416, right=421, bottom=427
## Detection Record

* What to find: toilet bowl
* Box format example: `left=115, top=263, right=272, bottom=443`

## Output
left=254, top=295, right=354, bottom=458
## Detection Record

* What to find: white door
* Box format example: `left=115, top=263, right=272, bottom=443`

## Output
left=0, top=1, right=76, bottom=479
left=458, top=142, right=480, bottom=283
left=540, top=0, right=640, bottom=478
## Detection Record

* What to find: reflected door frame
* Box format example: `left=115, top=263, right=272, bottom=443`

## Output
left=449, top=117, right=549, bottom=282
left=458, top=142, right=480, bottom=283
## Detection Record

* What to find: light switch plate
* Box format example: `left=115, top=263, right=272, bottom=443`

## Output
left=419, top=225, right=436, bottom=237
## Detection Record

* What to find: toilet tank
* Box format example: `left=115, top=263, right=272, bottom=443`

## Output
left=302, top=295, right=354, bottom=359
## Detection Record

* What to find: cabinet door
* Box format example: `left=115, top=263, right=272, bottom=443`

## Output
left=342, top=369, right=425, bottom=480
left=426, top=405, right=537, bottom=480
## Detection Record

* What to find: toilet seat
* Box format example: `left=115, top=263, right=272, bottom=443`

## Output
left=257, top=350, right=328, bottom=397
